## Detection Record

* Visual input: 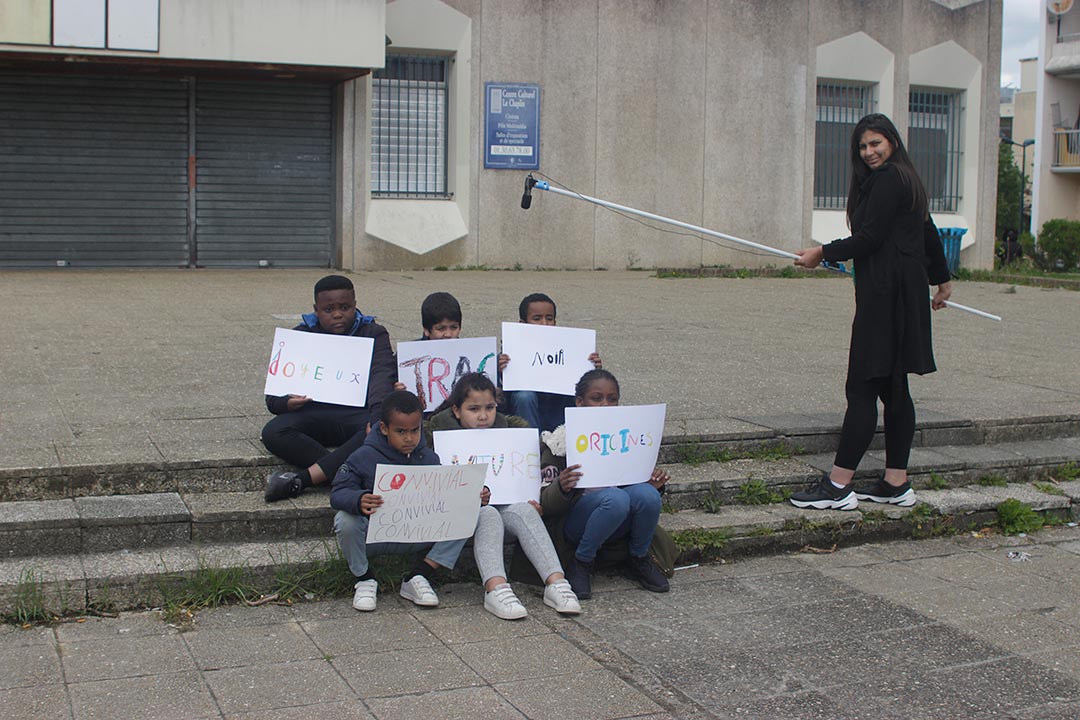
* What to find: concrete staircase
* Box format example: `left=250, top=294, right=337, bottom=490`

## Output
left=2, top=414, right=1078, bottom=617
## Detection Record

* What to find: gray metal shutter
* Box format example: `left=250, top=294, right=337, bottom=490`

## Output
left=0, top=73, right=189, bottom=267
left=194, top=80, right=333, bottom=267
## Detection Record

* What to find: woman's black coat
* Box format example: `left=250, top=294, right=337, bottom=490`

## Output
left=821, top=163, right=951, bottom=381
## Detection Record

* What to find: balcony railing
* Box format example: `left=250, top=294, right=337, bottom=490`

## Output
left=1058, top=31, right=1080, bottom=43
left=1054, top=129, right=1080, bottom=168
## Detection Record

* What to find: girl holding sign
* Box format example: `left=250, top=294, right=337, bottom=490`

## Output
left=426, top=373, right=582, bottom=620
left=538, top=370, right=677, bottom=600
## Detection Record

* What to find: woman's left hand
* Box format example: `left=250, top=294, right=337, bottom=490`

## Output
left=528, top=500, right=543, bottom=516
left=480, top=486, right=491, bottom=506
left=931, top=281, right=953, bottom=311
left=794, top=246, right=824, bottom=269
left=647, top=468, right=670, bottom=490
left=588, top=352, right=602, bottom=369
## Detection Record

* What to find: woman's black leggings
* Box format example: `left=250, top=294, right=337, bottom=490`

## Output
left=833, top=373, right=916, bottom=471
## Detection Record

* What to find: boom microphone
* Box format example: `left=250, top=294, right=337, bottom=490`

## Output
left=520, top=174, right=536, bottom=209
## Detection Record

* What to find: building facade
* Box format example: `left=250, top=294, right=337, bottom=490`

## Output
left=1033, top=2, right=1080, bottom=234
left=0, top=0, right=1001, bottom=270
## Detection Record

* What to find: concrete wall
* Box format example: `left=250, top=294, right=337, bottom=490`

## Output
left=344, top=0, right=1000, bottom=271
left=0, top=0, right=385, bottom=68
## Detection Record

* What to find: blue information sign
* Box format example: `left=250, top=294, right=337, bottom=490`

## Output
left=484, top=82, right=540, bottom=170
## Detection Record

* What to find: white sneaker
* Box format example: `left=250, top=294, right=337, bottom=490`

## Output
left=352, top=579, right=377, bottom=612
left=484, top=584, right=528, bottom=620
left=399, top=575, right=439, bottom=607
left=543, top=579, right=582, bottom=615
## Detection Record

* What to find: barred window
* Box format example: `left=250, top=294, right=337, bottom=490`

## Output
left=908, top=88, right=963, bottom=213
left=814, top=80, right=876, bottom=209
left=372, top=55, right=448, bottom=197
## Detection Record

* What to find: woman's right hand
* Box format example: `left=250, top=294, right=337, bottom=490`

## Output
left=559, top=464, right=582, bottom=492
left=794, top=246, right=824, bottom=269
left=285, top=394, right=311, bottom=411
left=931, top=281, right=953, bottom=311
left=497, top=353, right=510, bottom=372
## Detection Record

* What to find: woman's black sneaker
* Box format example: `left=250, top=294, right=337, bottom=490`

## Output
left=625, top=555, right=670, bottom=593
left=789, top=475, right=858, bottom=510
left=854, top=478, right=916, bottom=506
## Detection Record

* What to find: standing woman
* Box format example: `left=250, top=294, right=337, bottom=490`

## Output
left=790, top=113, right=952, bottom=511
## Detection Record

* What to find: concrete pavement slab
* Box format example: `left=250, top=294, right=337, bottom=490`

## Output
left=453, top=633, right=601, bottom=684
left=494, top=668, right=663, bottom=720
left=60, top=633, right=196, bottom=682
left=333, top=645, right=483, bottom=698
left=184, top=622, right=323, bottom=670
left=0, top=684, right=72, bottom=720
left=0, top=641, right=63, bottom=690
left=203, top=658, right=354, bottom=715
left=67, top=672, right=220, bottom=720
left=410, top=604, right=550, bottom=645
left=300, top=613, right=440, bottom=656
left=227, top=701, right=373, bottom=720
left=364, top=686, right=525, bottom=720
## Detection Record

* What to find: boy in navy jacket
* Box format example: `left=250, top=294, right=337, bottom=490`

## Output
left=332, top=390, right=468, bottom=611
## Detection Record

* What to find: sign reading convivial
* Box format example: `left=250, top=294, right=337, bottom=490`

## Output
left=500, top=322, right=596, bottom=396
left=433, top=428, right=542, bottom=505
left=365, top=463, right=486, bottom=544
left=565, top=404, right=667, bottom=489
left=396, top=337, right=498, bottom=412
left=264, top=328, right=374, bottom=407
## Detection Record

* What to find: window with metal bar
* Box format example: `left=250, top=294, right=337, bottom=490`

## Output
left=372, top=55, right=449, bottom=198
left=814, top=80, right=876, bottom=210
left=908, top=88, right=963, bottom=213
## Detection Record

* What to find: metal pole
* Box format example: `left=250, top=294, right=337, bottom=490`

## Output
left=1019, top=144, right=1027, bottom=236
left=529, top=179, right=1001, bottom=321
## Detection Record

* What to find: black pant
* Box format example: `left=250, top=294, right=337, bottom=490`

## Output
left=833, top=373, right=915, bottom=471
left=261, top=402, right=368, bottom=472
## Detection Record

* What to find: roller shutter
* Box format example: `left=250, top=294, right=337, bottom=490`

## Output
left=0, top=73, right=190, bottom=267
left=194, top=80, right=334, bottom=267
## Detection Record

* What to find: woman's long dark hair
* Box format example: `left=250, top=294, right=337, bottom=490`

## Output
left=846, top=113, right=929, bottom=226
left=430, top=372, right=498, bottom=417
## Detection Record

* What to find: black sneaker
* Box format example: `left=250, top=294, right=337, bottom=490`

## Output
left=854, top=478, right=916, bottom=507
left=264, top=470, right=303, bottom=502
left=789, top=475, right=858, bottom=510
left=565, top=557, right=594, bottom=600
left=625, top=555, right=670, bottom=593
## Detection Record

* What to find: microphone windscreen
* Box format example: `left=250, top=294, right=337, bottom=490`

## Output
left=520, top=193, right=532, bottom=210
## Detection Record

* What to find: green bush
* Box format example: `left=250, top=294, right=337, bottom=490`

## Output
left=1034, top=219, right=1080, bottom=271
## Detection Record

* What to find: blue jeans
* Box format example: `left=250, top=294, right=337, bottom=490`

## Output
left=562, top=484, right=662, bottom=562
left=507, top=391, right=575, bottom=433
left=334, top=511, right=467, bottom=578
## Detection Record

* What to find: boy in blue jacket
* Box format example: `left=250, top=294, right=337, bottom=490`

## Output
left=331, top=390, right=467, bottom=612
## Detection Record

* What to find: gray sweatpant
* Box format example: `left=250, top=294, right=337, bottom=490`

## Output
left=473, top=502, right=564, bottom=585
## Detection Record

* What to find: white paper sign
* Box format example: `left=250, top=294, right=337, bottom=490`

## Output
left=500, top=323, right=596, bottom=396
left=366, top=463, right=486, bottom=543
left=263, top=328, right=374, bottom=407
left=565, top=404, right=667, bottom=489
left=433, top=428, right=542, bottom=505
left=396, top=337, right=499, bottom=412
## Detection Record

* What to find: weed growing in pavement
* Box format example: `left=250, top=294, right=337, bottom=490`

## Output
left=701, top=487, right=725, bottom=513
left=926, top=471, right=949, bottom=490
left=976, top=474, right=1008, bottom=487
left=1034, top=482, right=1066, bottom=497
left=1054, top=462, right=1080, bottom=482
left=671, top=440, right=797, bottom=466
left=2, top=568, right=51, bottom=626
left=996, top=498, right=1044, bottom=536
left=733, top=479, right=783, bottom=505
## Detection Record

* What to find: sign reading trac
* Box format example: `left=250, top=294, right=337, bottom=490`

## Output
left=484, top=82, right=540, bottom=170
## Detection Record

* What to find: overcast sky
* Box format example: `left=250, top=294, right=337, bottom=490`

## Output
left=1002, top=0, right=1041, bottom=88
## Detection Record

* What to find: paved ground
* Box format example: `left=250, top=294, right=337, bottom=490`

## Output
left=3, top=529, right=1079, bottom=720
left=1, top=269, right=1078, bottom=471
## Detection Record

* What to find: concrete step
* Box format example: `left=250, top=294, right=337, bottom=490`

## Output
left=3, top=413, right=1078, bottom=502
left=2, top=482, right=1075, bottom=618
left=2, top=438, right=1079, bottom=558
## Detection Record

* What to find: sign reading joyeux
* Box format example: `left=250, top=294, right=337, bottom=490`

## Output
left=500, top=322, right=596, bottom=396
left=264, top=328, right=374, bottom=407
left=565, top=404, right=667, bottom=489
left=433, top=428, right=542, bottom=505
left=396, top=337, right=498, bottom=412
left=366, top=463, right=486, bottom=544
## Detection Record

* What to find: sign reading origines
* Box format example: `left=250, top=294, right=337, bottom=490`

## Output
left=396, top=337, right=499, bottom=412
left=565, top=404, right=667, bottom=489
left=484, top=82, right=540, bottom=170
left=500, top=322, right=596, bottom=396
left=264, top=328, right=374, bottom=407
left=366, top=463, right=486, bottom=543
left=433, top=428, right=542, bottom=505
